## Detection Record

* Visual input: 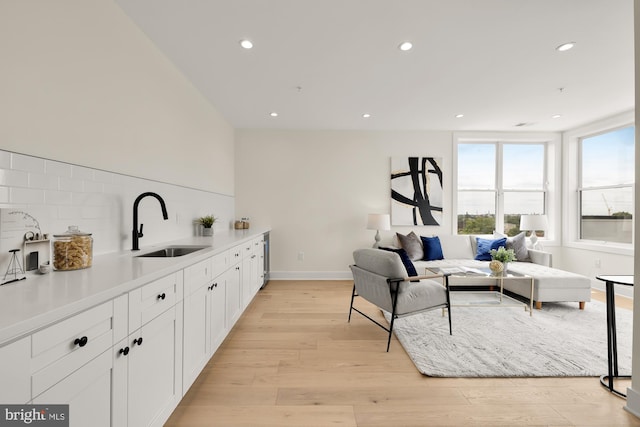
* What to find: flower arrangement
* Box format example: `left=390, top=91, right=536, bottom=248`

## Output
left=490, top=246, right=516, bottom=263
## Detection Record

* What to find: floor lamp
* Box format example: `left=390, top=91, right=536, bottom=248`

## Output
left=367, top=214, right=391, bottom=248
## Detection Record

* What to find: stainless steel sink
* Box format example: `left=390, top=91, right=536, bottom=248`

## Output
left=136, top=245, right=208, bottom=258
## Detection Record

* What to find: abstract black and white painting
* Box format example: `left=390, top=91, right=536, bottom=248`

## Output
left=391, top=157, right=443, bottom=226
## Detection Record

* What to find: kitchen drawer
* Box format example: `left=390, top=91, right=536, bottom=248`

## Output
left=0, top=336, right=30, bottom=403
left=31, top=300, right=114, bottom=397
left=229, top=245, right=242, bottom=265
left=211, top=251, right=228, bottom=277
left=252, top=236, right=264, bottom=253
left=241, top=241, right=253, bottom=258
left=184, top=257, right=212, bottom=295
left=129, top=272, right=181, bottom=332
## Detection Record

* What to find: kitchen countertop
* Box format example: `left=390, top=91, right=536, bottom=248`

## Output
left=0, top=228, right=269, bottom=345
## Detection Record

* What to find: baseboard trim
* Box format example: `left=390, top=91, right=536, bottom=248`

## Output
left=269, top=271, right=352, bottom=280
left=625, top=386, right=640, bottom=419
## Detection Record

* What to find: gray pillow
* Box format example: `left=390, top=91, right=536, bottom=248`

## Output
left=507, top=232, right=530, bottom=262
left=396, top=231, right=424, bottom=261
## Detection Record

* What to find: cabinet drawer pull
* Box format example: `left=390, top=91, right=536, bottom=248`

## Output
left=119, top=346, right=130, bottom=356
left=236, top=266, right=240, bottom=271
left=157, top=293, right=166, bottom=300
left=74, top=336, right=88, bottom=347
left=133, top=337, right=143, bottom=346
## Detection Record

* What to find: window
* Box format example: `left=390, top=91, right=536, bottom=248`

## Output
left=457, top=142, right=546, bottom=236
left=579, top=126, right=634, bottom=244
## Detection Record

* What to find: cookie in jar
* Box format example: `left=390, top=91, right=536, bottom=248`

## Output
left=52, top=226, right=93, bottom=271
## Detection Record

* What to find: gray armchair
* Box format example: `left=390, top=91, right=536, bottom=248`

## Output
left=349, top=248, right=452, bottom=351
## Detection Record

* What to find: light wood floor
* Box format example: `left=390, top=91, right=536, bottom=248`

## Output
left=166, top=280, right=640, bottom=427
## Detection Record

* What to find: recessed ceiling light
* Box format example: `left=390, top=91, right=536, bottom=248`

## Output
left=552, top=114, right=562, bottom=119
left=455, top=114, right=464, bottom=118
left=240, top=39, right=254, bottom=49
left=362, top=113, right=371, bottom=118
left=398, top=41, right=413, bottom=51
left=269, top=112, right=278, bottom=117
left=556, top=42, right=575, bottom=52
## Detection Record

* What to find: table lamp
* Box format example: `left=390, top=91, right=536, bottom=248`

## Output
left=367, top=214, right=391, bottom=248
left=520, top=214, right=548, bottom=249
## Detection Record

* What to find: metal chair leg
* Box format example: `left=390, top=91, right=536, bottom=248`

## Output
left=348, top=284, right=357, bottom=322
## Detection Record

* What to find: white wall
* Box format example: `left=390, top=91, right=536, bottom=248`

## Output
left=0, top=0, right=234, bottom=195
left=236, top=129, right=454, bottom=278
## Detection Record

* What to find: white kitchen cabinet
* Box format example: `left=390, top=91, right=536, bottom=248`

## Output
left=113, top=273, right=183, bottom=427
left=114, top=305, right=183, bottom=427
left=33, top=349, right=112, bottom=427
left=241, top=237, right=264, bottom=308
left=225, top=259, right=242, bottom=329
left=27, top=299, right=119, bottom=427
left=208, top=277, right=226, bottom=354
left=183, top=256, right=212, bottom=391
left=0, top=336, right=30, bottom=403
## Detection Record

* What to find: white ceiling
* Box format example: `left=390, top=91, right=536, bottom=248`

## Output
left=115, top=0, right=634, bottom=132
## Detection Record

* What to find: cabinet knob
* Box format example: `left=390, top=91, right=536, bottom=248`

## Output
left=133, top=337, right=143, bottom=346
left=74, top=336, right=88, bottom=347
left=119, top=346, right=130, bottom=356
left=236, top=266, right=240, bottom=271
left=157, top=293, right=166, bottom=300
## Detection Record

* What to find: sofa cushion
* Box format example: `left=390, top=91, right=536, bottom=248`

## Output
left=396, top=231, right=423, bottom=261
left=475, top=237, right=507, bottom=261
left=438, top=235, right=474, bottom=259
left=379, top=247, right=418, bottom=278
left=507, top=232, right=530, bottom=262
left=420, top=236, right=444, bottom=261
left=495, top=231, right=530, bottom=262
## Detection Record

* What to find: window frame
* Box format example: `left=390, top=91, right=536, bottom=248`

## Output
left=453, top=132, right=560, bottom=245
left=563, top=111, right=635, bottom=255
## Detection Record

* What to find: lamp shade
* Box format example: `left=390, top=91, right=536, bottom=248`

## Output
left=520, top=214, right=548, bottom=231
left=367, top=214, right=391, bottom=231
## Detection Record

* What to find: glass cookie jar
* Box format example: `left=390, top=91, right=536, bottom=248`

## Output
left=52, top=226, right=93, bottom=271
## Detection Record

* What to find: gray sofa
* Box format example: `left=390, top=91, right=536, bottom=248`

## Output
left=383, top=233, right=591, bottom=310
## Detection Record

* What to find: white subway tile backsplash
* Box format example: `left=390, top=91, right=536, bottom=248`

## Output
left=59, top=177, right=84, bottom=192
left=83, top=181, right=103, bottom=193
left=44, top=160, right=73, bottom=178
left=93, top=169, right=115, bottom=183
left=11, top=153, right=45, bottom=173
left=0, top=188, right=9, bottom=204
left=0, top=152, right=11, bottom=170
left=0, top=170, right=29, bottom=188
left=0, top=151, right=234, bottom=255
left=10, top=188, right=45, bottom=204
left=44, top=190, right=72, bottom=205
left=57, top=206, right=82, bottom=220
left=29, top=173, right=59, bottom=190
left=71, top=165, right=94, bottom=181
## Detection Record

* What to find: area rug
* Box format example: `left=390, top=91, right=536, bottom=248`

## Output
left=385, top=296, right=632, bottom=377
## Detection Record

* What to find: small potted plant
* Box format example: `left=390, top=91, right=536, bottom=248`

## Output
left=489, top=246, right=516, bottom=274
left=198, top=215, right=217, bottom=236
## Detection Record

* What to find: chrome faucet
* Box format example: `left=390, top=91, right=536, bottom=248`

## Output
left=132, top=192, right=169, bottom=251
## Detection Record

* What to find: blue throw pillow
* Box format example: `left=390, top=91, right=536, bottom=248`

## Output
left=379, top=247, right=418, bottom=278
left=475, top=237, right=507, bottom=261
left=420, top=236, right=444, bottom=261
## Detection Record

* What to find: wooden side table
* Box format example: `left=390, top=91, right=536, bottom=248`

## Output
left=596, top=274, right=633, bottom=398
